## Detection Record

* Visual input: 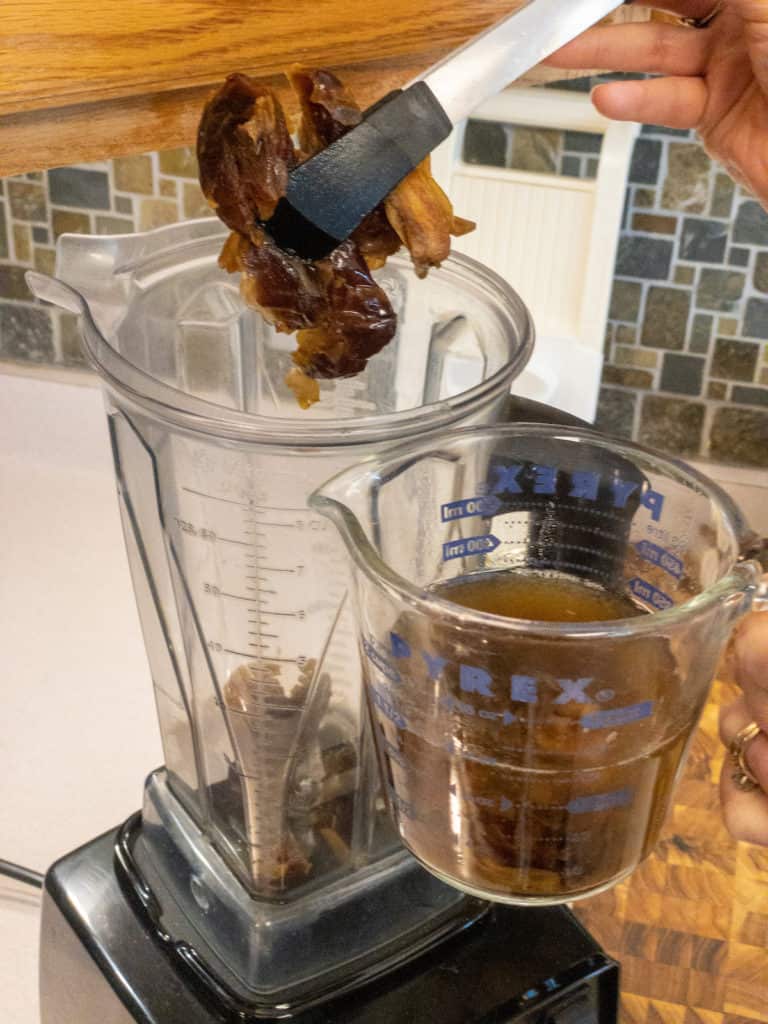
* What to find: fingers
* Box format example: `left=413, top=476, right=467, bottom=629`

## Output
left=591, top=76, right=708, bottom=128
left=625, top=0, right=724, bottom=17
left=720, top=695, right=768, bottom=793
left=729, top=0, right=768, bottom=27
left=719, top=757, right=768, bottom=845
left=734, top=611, right=768, bottom=729
left=719, top=616, right=768, bottom=847
left=546, top=22, right=709, bottom=75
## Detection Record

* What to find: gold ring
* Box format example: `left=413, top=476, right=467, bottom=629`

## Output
left=680, top=1, right=724, bottom=28
left=729, top=721, right=763, bottom=792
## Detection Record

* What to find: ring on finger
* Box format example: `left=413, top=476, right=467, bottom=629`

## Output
left=680, top=0, right=724, bottom=29
left=729, top=721, right=764, bottom=792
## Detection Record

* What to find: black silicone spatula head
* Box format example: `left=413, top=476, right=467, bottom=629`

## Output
left=263, top=0, right=621, bottom=259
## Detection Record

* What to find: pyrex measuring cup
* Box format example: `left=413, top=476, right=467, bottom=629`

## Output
left=311, top=424, right=766, bottom=906
left=27, top=219, right=533, bottom=1008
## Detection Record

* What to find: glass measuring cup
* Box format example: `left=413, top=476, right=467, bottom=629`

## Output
left=311, top=424, right=766, bottom=906
left=26, top=219, right=533, bottom=1010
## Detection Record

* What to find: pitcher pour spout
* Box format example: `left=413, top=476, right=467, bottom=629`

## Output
left=309, top=462, right=381, bottom=577
left=25, top=270, right=85, bottom=316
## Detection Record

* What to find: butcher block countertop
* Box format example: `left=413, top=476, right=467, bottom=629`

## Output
left=0, top=2, right=656, bottom=175
left=574, top=674, right=768, bottom=1023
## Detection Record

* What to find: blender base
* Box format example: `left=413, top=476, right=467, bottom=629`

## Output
left=40, top=828, right=619, bottom=1024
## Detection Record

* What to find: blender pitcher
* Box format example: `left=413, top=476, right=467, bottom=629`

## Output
left=311, top=424, right=767, bottom=906
left=27, top=218, right=533, bottom=1013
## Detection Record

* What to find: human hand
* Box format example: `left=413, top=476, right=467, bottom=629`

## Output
left=546, top=1, right=768, bottom=207
left=719, top=612, right=768, bottom=846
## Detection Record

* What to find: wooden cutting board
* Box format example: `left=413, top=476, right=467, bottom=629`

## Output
left=0, top=3, right=651, bottom=175
left=573, top=676, right=768, bottom=1023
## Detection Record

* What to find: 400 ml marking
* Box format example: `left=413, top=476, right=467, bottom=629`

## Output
left=441, top=495, right=502, bottom=522
left=628, top=577, right=674, bottom=610
left=635, top=540, right=683, bottom=579
left=442, top=534, right=500, bottom=561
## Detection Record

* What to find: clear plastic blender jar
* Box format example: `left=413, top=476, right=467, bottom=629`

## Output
left=312, top=424, right=766, bottom=906
left=27, top=219, right=533, bottom=1012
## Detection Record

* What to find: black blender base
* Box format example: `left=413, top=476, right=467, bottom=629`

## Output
left=40, top=828, right=619, bottom=1024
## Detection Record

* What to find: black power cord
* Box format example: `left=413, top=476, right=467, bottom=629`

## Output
left=0, top=858, right=44, bottom=889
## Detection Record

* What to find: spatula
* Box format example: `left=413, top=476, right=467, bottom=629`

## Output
left=266, top=0, right=622, bottom=259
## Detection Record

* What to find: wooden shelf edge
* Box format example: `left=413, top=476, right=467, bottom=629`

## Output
left=0, top=55, right=437, bottom=176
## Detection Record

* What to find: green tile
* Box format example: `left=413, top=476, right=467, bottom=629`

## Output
left=509, top=127, right=562, bottom=175
left=594, top=388, right=636, bottom=440
left=633, top=188, right=656, bottom=208
left=0, top=265, right=32, bottom=300
left=0, top=201, right=7, bottom=259
left=114, top=195, right=133, bottom=215
left=52, top=208, right=91, bottom=238
left=754, top=252, right=768, bottom=293
left=711, top=338, right=759, bottom=381
left=48, top=167, right=109, bottom=210
left=661, top=143, right=710, bottom=214
left=13, top=223, right=31, bottom=263
left=674, top=266, right=695, bottom=285
left=710, top=407, right=768, bottom=466
left=743, top=297, right=768, bottom=339
left=113, top=154, right=154, bottom=194
left=615, top=324, right=637, bottom=345
left=33, top=248, right=55, bottom=275
left=629, top=138, right=661, bottom=186
left=731, top=385, right=768, bottom=408
left=734, top=200, right=768, bottom=244
left=182, top=182, right=213, bottom=220
left=717, top=317, right=738, bottom=337
left=0, top=304, right=54, bottom=362
left=462, top=120, right=508, bottom=167
left=632, top=213, right=677, bottom=235
left=158, top=147, right=198, bottom=179
left=638, top=395, right=704, bottom=457
left=615, top=345, right=658, bottom=369
left=659, top=353, right=704, bottom=396
left=564, top=130, right=603, bottom=155
left=616, top=236, right=673, bottom=279
left=696, top=268, right=745, bottom=312
left=8, top=180, right=46, bottom=221
left=95, top=216, right=134, bottom=235
left=641, top=286, right=691, bottom=350
left=602, top=365, right=653, bottom=389
left=560, top=155, right=581, bottom=178
left=710, top=173, right=735, bottom=219
left=728, top=247, right=750, bottom=268
left=688, top=313, right=713, bottom=353
left=609, top=280, right=642, bottom=322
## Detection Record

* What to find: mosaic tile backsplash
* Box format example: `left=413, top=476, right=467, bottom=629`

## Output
left=1, top=113, right=767, bottom=467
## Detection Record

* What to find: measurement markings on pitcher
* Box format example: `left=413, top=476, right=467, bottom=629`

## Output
left=222, top=647, right=298, bottom=664
left=181, top=486, right=305, bottom=514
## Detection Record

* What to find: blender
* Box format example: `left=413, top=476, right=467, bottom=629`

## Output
left=28, top=218, right=620, bottom=1023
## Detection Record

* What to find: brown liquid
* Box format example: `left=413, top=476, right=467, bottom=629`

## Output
left=374, top=570, right=691, bottom=902
left=439, top=571, right=645, bottom=623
